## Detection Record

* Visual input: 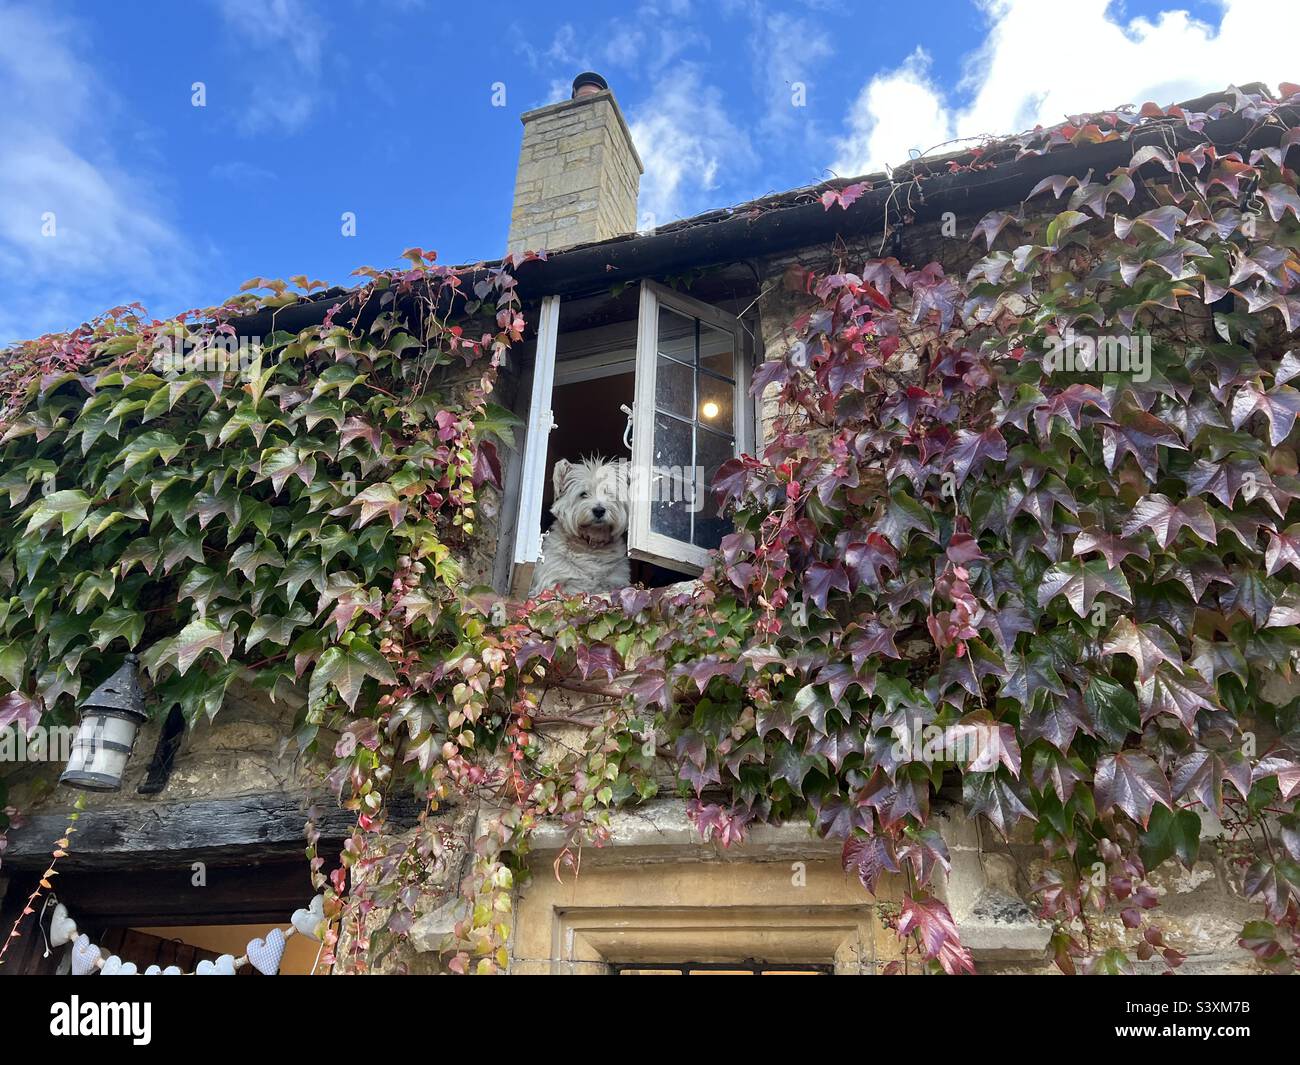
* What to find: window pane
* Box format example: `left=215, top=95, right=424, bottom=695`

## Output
left=650, top=411, right=692, bottom=541
left=693, top=426, right=735, bottom=547
left=698, top=321, right=734, bottom=378
left=655, top=355, right=694, bottom=419
left=697, top=372, right=733, bottom=431
left=657, top=306, right=695, bottom=365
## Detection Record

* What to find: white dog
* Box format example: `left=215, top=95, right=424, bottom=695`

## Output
left=530, top=457, right=631, bottom=596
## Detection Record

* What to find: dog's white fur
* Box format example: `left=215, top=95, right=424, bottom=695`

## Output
left=530, top=457, right=631, bottom=596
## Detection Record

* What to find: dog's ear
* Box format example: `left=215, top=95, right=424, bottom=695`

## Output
left=551, top=458, right=572, bottom=498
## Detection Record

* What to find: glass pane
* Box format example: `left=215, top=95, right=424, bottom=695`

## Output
left=650, top=411, right=692, bottom=541
left=657, top=306, right=695, bottom=365
left=655, top=355, right=693, bottom=419
left=697, top=372, right=733, bottom=431
left=693, top=426, right=735, bottom=548
left=698, top=321, right=734, bottom=378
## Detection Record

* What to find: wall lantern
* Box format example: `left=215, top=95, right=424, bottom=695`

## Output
left=59, top=653, right=148, bottom=792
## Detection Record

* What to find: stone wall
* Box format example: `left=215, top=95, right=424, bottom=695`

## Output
left=9, top=678, right=310, bottom=819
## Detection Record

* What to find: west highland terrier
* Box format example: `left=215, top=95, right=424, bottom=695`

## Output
left=530, top=457, right=631, bottom=595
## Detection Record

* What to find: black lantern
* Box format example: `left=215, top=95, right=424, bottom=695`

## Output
left=60, top=654, right=148, bottom=791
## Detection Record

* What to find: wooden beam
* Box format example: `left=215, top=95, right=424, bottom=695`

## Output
left=48, top=861, right=323, bottom=926
left=1, top=790, right=428, bottom=871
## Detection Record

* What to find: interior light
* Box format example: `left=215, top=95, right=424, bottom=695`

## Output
left=700, top=400, right=720, bottom=420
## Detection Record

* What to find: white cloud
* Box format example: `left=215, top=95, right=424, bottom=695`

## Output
left=214, top=0, right=328, bottom=133
left=210, top=160, right=278, bottom=184
left=830, top=47, right=951, bottom=176
left=749, top=9, right=834, bottom=141
left=831, top=0, right=1300, bottom=177
left=629, top=65, right=756, bottom=226
left=0, top=4, right=192, bottom=345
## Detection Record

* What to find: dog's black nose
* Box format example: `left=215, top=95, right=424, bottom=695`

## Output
left=592, top=505, right=606, bottom=519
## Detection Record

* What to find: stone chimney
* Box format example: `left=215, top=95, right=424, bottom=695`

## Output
left=507, top=72, right=643, bottom=256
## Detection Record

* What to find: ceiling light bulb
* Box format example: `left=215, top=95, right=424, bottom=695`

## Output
left=701, top=400, right=720, bottom=419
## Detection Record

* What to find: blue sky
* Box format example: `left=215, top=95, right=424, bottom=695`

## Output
left=0, top=0, right=1293, bottom=345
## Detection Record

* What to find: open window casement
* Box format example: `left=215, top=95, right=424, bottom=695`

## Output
left=512, top=295, right=561, bottom=571
left=508, top=283, right=751, bottom=592
left=628, top=281, right=751, bottom=574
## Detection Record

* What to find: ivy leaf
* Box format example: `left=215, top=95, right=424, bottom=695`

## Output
left=1171, top=749, right=1251, bottom=812
left=230, top=540, right=287, bottom=582
left=1114, top=204, right=1185, bottom=242
left=1022, top=690, right=1091, bottom=752
left=117, top=430, right=181, bottom=472
left=1265, top=526, right=1300, bottom=577
left=0, top=691, right=41, bottom=732
left=1072, top=528, right=1148, bottom=568
left=90, top=607, right=145, bottom=651
left=1095, top=751, right=1172, bottom=827
left=769, top=742, right=823, bottom=797
left=844, top=534, right=898, bottom=589
left=803, top=561, right=850, bottom=611
left=353, top=483, right=406, bottom=528
left=946, top=427, right=1007, bottom=487
left=1140, top=804, right=1202, bottom=870
left=0, top=642, right=25, bottom=689
left=1121, top=494, right=1216, bottom=549
left=1260, top=182, right=1300, bottom=222
left=1102, top=407, right=1184, bottom=482
left=842, top=833, right=898, bottom=894
left=247, top=608, right=312, bottom=648
left=1230, top=382, right=1300, bottom=446
left=791, top=684, right=829, bottom=734
left=309, top=639, right=396, bottom=711
left=629, top=670, right=667, bottom=709
left=1037, top=559, right=1131, bottom=617
left=897, top=893, right=975, bottom=976
left=963, top=771, right=1034, bottom=837
left=1136, top=664, right=1217, bottom=730
left=969, top=210, right=1016, bottom=249
left=172, top=619, right=235, bottom=674
left=23, top=490, right=91, bottom=536
left=1000, top=651, right=1066, bottom=708
left=1085, top=675, right=1141, bottom=747
left=1102, top=618, right=1181, bottom=681
left=981, top=602, right=1034, bottom=656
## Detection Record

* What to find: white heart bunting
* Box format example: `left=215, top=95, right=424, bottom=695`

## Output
left=54, top=895, right=319, bottom=975
left=291, top=894, right=325, bottom=938
left=195, top=954, right=237, bottom=975
left=70, top=935, right=100, bottom=976
left=100, top=955, right=138, bottom=976
left=246, top=927, right=286, bottom=976
left=49, top=903, right=78, bottom=947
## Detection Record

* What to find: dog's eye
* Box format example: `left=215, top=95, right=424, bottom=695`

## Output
left=579, top=491, right=589, bottom=498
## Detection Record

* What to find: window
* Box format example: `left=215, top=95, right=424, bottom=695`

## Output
left=507, top=280, right=755, bottom=593
left=630, top=282, right=753, bottom=573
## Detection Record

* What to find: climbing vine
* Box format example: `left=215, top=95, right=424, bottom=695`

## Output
left=3, top=84, right=1300, bottom=975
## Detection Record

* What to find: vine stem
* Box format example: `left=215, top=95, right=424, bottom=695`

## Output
left=0, top=794, right=84, bottom=968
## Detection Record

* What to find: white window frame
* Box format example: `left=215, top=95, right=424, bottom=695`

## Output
left=510, top=283, right=752, bottom=582
left=512, top=295, right=561, bottom=568
left=628, top=281, right=752, bottom=574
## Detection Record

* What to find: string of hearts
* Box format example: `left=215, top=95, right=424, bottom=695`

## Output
left=42, top=894, right=328, bottom=976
